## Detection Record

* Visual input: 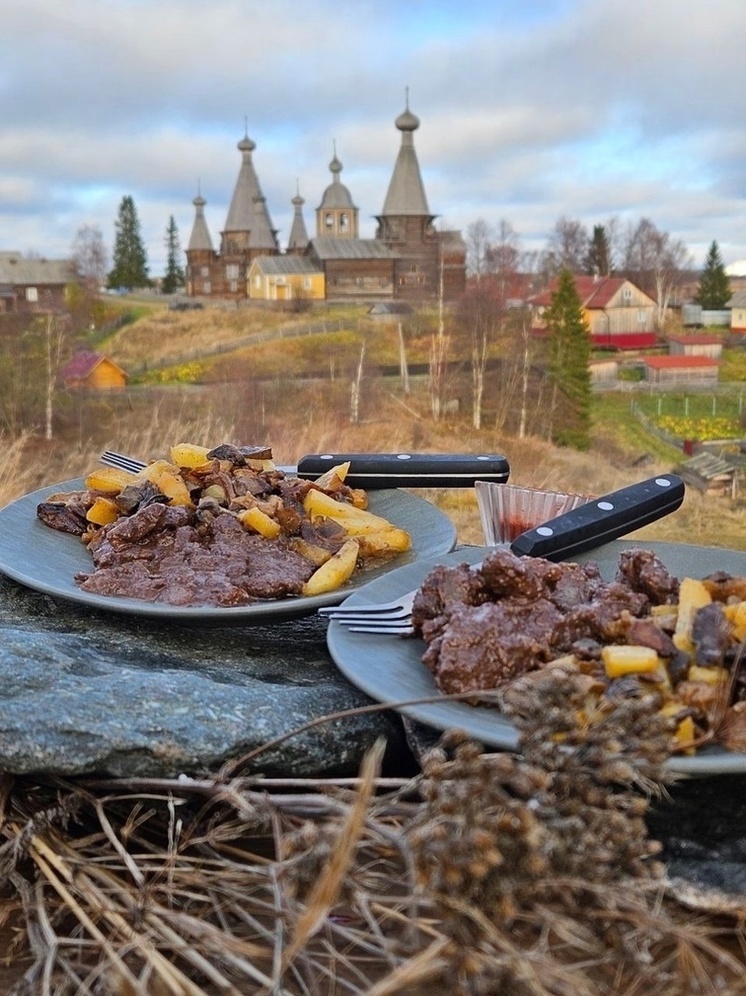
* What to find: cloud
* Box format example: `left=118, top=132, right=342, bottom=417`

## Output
left=2, top=0, right=746, bottom=270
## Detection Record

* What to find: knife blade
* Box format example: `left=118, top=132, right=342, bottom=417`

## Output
left=295, top=452, right=510, bottom=489
left=509, top=474, right=685, bottom=561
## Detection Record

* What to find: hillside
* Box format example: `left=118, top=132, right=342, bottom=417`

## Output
left=2, top=301, right=744, bottom=552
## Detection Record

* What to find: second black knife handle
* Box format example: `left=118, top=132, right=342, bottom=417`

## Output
left=510, top=475, right=685, bottom=561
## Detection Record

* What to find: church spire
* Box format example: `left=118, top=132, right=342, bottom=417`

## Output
left=380, top=91, right=431, bottom=217
left=287, top=180, right=309, bottom=252
left=222, top=129, right=277, bottom=251
left=187, top=183, right=213, bottom=252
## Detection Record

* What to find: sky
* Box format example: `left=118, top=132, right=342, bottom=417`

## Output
left=3, top=0, right=746, bottom=276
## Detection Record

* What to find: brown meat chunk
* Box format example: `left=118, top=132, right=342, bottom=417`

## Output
left=616, top=548, right=679, bottom=605
left=692, top=602, right=732, bottom=667
left=412, top=563, right=488, bottom=633
left=36, top=501, right=88, bottom=536
left=79, top=505, right=315, bottom=606
left=432, top=599, right=562, bottom=695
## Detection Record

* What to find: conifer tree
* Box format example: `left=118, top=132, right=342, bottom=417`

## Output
left=584, top=225, right=612, bottom=277
left=694, top=240, right=731, bottom=310
left=544, top=270, right=592, bottom=450
left=107, top=195, right=150, bottom=290
left=162, top=215, right=185, bottom=294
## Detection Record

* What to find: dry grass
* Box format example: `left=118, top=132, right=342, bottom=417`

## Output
left=2, top=382, right=745, bottom=552
left=2, top=677, right=745, bottom=994
left=2, top=357, right=746, bottom=990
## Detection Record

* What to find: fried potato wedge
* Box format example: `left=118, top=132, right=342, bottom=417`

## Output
left=169, top=442, right=212, bottom=469
left=312, top=461, right=351, bottom=490
left=673, top=578, right=712, bottom=654
left=288, top=537, right=333, bottom=567
left=140, top=460, right=193, bottom=506
left=237, top=506, right=281, bottom=539
left=86, top=496, right=120, bottom=526
left=304, top=488, right=411, bottom=556
left=302, top=538, right=360, bottom=596
left=357, top=528, right=413, bottom=559
left=85, top=466, right=134, bottom=494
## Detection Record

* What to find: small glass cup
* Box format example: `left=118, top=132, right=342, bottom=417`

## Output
left=475, top=481, right=592, bottom=546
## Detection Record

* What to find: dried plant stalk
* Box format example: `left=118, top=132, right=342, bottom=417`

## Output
left=1, top=679, right=745, bottom=994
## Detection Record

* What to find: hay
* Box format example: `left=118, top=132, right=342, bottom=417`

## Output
left=1, top=674, right=745, bottom=995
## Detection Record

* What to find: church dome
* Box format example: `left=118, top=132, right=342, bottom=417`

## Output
left=318, top=150, right=356, bottom=210
left=395, top=107, right=420, bottom=132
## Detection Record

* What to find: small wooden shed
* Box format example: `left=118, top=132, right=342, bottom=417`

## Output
left=643, top=355, right=719, bottom=386
left=676, top=452, right=738, bottom=498
left=61, top=351, right=128, bottom=390
left=668, top=335, right=723, bottom=359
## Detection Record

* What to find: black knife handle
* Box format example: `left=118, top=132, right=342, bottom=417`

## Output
left=509, top=475, right=685, bottom=561
left=296, top=452, right=510, bottom=489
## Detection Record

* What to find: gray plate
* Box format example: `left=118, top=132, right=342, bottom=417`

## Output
left=0, top=478, right=457, bottom=622
left=327, top=541, right=746, bottom=776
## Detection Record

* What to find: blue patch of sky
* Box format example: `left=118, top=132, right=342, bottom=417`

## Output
left=552, top=108, right=711, bottom=193
left=382, top=0, right=571, bottom=37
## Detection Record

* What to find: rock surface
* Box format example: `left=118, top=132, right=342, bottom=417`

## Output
left=0, top=574, right=406, bottom=778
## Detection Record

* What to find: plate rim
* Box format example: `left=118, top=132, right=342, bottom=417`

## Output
left=0, top=476, right=458, bottom=622
left=327, top=541, right=746, bottom=777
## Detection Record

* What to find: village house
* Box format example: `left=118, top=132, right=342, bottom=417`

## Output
left=530, top=275, right=658, bottom=348
left=727, top=290, right=746, bottom=333
left=185, top=101, right=466, bottom=305
left=0, top=252, right=76, bottom=314
left=247, top=256, right=325, bottom=303
left=60, top=350, right=128, bottom=390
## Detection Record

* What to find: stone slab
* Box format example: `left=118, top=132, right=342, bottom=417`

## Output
left=0, top=574, right=406, bottom=778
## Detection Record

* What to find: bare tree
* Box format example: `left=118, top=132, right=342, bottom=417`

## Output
left=71, top=224, right=108, bottom=292
left=541, top=216, right=589, bottom=279
left=456, top=289, right=503, bottom=429
left=485, top=220, right=522, bottom=306
left=621, top=218, right=692, bottom=328
left=465, top=218, right=495, bottom=282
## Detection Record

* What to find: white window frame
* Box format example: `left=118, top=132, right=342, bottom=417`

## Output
left=26, top=287, right=38, bottom=302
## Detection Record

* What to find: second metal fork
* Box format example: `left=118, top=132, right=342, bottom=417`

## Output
left=318, top=588, right=417, bottom=635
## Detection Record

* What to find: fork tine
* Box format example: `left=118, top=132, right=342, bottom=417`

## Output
left=319, top=589, right=417, bottom=619
left=345, top=622, right=414, bottom=636
left=100, top=451, right=147, bottom=474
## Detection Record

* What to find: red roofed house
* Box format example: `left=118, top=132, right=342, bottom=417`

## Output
left=530, top=275, right=657, bottom=349
left=643, top=355, right=719, bottom=386
left=61, top=351, right=127, bottom=391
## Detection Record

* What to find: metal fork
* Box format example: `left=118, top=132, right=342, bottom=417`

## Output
left=318, top=588, right=417, bottom=635
left=100, top=450, right=147, bottom=474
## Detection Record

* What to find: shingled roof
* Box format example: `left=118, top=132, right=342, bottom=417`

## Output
left=60, top=350, right=126, bottom=381
left=187, top=193, right=214, bottom=252
left=379, top=101, right=431, bottom=218
left=0, top=253, right=75, bottom=286
left=223, top=134, right=277, bottom=250
left=309, top=237, right=398, bottom=260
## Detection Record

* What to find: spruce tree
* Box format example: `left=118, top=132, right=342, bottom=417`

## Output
left=694, top=240, right=731, bottom=309
left=162, top=215, right=185, bottom=294
left=107, top=195, right=150, bottom=290
left=584, top=225, right=612, bottom=277
left=544, top=270, right=592, bottom=450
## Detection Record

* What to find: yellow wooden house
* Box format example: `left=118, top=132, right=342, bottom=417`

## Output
left=61, top=350, right=128, bottom=390
left=247, top=256, right=325, bottom=302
